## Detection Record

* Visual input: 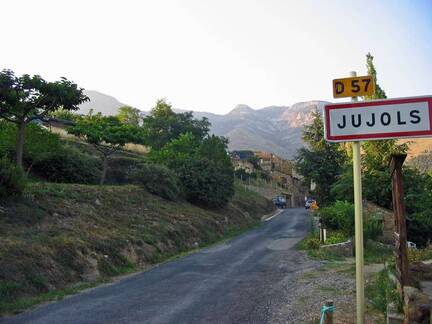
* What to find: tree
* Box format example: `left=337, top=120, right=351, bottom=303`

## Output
left=364, top=52, right=386, bottom=100
left=117, top=105, right=141, bottom=126
left=150, top=133, right=235, bottom=207
left=0, top=70, right=88, bottom=167
left=143, top=99, right=210, bottom=150
left=295, top=110, right=347, bottom=204
left=68, top=114, right=142, bottom=185
left=362, top=53, right=407, bottom=171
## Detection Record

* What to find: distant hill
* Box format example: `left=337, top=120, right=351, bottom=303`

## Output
left=78, top=90, right=125, bottom=116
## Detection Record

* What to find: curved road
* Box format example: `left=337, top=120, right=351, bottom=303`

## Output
left=2, top=208, right=309, bottom=324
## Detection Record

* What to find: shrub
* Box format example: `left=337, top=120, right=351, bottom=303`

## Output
left=128, top=163, right=180, bottom=200
left=0, top=157, right=26, bottom=199
left=408, top=244, right=432, bottom=262
left=325, top=231, right=348, bottom=245
left=364, top=217, right=383, bottom=241
left=317, top=201, right=355, bottom=235
left=31, top=145, right=101, bottom=184
left=176, top=158, right=234, bottom=208
left=106, top=156, right=147, bottom=185
left=298, top=234, right=320, bottom=250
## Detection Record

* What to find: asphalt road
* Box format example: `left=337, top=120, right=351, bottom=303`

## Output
left=2, top=208, right=310, bottom=324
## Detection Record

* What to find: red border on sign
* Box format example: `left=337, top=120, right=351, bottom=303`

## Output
left=324, top=96, right=432, bottom=141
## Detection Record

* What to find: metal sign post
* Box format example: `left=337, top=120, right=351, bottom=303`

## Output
left=349, top=71, right=365, bottom=324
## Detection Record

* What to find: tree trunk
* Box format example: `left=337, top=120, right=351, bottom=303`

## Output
left=15, top=121, right=26, bottom=168
left=100, top=155, right=108, bottom=185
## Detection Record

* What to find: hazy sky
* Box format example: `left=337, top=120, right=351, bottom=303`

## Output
left=2, top=0, right=431, bottom=114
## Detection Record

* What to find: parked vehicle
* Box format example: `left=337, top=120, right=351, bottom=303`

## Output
left=273, top=195, right=287, bottom=209
left=305, top=198, right=316, bottom=209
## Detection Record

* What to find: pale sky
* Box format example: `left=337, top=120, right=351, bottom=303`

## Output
left=2, top=0, right=431, bottom=114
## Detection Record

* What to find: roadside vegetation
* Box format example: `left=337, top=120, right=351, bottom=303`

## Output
left=295, top=53, right=432, bottom=247
left=295, top=53, right=432, bottom=320
left=0, top=69, right=276, bottom=315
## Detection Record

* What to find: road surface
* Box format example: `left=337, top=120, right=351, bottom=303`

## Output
left=2, top=208, right=310, bottom=324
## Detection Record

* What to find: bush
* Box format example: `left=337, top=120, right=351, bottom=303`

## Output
left=106, top=156, right=147, bottom=185
left=325, top=231, right=348, bottom=245
left=408, top=244, right=432, bottom=262
left=128, top=163, right=180, bottom=200
left=317, top=201, right=355, bottom=235
left=298, top=234, right=320, bottom=250
left=31, top=145, right=101, bottom=184
left=0, top=157, right=26, bottom=199
left=177, top=158, right=234, bottom=208
left=364, top=217, right=383, bottom=241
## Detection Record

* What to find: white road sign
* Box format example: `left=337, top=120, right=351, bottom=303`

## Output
left=324, top=96, right=432, bottom=142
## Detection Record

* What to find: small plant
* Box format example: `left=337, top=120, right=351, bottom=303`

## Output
left=297, top=234, right=320, bottom=250
left=408, top=244, right=432, bottom=263
left=0, top=282, right=22, bottom=303
left=324, top=231, right=348, bottom=245
left=0, top=156, right=26, bottom=199
left=366, top=268, right=402, bottom=316
left=364, top=217, right=383, bottom=241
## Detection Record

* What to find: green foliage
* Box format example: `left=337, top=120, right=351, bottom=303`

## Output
left=0, top=121, right=100, bottom=184
left=364, top=52, right=387, bottom=100
left=407, top=210, right=432, bottom=247
left=295, top=110, right=347, bottom=204
left=105, top=156, right=146, bottom=185
left=324, top=231, right=348, bottom=245
left=298, top=234, right=321, bottom=250
left=143, top=99, right=210, bottom=150
left=151, top=133, right=234, bottom=207
left=0, top=121, right=62, bottom=166
left=364, top=218, right=383, bottom=242
left=0, top=69, right=88, bottom=166
left=366, top=269, right=402, bottom=316
left=117, top=105, right=141, bottom=126
left=408, top=244, right=432, bottom=263
left=49, top=108, right=81, bottom=122
left=68, top=114, right=142, bottom=149
left=317, top=201, right=355, bottom=235
left=128, top=163, right=180, bottom=200
left=31, top=145, right=101, bottom=184
left=68, top=114, right=144, bottom=184
left=0, top=156, right=26, bottom=199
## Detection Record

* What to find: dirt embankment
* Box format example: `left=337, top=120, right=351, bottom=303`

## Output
left=0, top=183, right=275, bottom=314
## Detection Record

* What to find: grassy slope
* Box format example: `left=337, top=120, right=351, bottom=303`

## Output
left=0, top=183, right=274, bottom=315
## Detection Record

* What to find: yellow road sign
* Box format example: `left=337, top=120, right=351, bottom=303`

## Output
left=332, top=75, right=375, bottom=98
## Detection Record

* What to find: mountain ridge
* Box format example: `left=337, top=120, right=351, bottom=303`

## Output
left=78, top=90, right=327, bottom=159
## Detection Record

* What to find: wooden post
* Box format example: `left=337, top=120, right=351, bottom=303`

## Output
left=324, top=300, right=334, bottom=324
left=390, top=154, right=409, bottom=293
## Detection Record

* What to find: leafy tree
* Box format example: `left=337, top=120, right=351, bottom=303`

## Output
left=295, top=110, right=347, bottom=204
left=68, top=114, right=142, bottom=184
left=49, top=108, right=81, bottom=122
left=151, top=133, right=234, bottom=207
left=364, top=52, right=386, bottom=100
left=117, top=105, right=141, bottom=126
left=0, top=69, right=88, bottom=167
left=362, top=53, right=407, bottom=171
left=143, top=99, right=210, bottom=150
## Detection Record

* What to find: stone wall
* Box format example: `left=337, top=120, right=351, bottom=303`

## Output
left=364, top=201, right=395, bottom=244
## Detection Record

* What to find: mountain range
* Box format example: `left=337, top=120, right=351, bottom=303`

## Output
left=78, top=90, right=325, bottom=159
